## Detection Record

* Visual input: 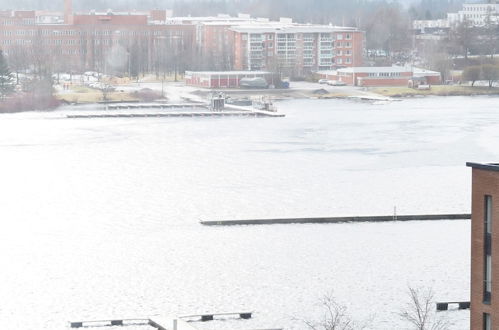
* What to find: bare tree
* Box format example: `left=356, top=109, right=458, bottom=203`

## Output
left=450, top=19, right=475, bottom=62
left=462, top=65, right=481, bottom=86
left=481, top=64, right=499, bottom=88
left=399, top=287, right=448, bottom=330
left=303, top=292, right=369, bottom=330
left=480, top=8, right=499, bottom=59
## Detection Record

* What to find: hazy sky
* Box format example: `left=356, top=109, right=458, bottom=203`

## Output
left=0, top=0, right=424, bottom=11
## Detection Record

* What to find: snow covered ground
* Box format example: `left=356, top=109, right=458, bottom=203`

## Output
left=0, top=96, right=495, bottom=329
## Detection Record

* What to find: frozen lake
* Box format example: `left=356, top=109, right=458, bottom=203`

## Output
left=1, top=95, right=497, bottom=329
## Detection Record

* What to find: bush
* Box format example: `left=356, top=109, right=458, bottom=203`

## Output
left=133, top=88, right=162, bottom=102
left=0, top=92, right=61, bottom=113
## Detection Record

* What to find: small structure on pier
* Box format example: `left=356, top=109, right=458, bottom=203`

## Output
left=210, top=92, right=225, bottom=111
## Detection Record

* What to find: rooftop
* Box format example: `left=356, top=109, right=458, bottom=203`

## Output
left=185, top=70, right=273, bottom=75
left=338, top=66, right=411, bottom=73
left=466, top=162, right=499, bottom=172
left=230, top=23, right=359, bottom=34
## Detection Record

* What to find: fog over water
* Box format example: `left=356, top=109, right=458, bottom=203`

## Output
left=1, top=96, right=497, bottom=329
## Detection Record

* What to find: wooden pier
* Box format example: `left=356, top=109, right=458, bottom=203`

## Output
left=200, top=213, right=471, bottom=226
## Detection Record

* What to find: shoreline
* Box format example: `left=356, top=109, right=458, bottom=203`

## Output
left=368, top=85, right=499, bottom=98
left=3, top=83, right=499, bottom=114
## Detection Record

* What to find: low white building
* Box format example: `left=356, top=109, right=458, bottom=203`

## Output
left=458, top=3, right=499, bottom=26
left=413, top=1, right=499, bottom=30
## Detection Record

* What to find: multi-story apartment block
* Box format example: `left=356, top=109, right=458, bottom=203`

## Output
left=467, top=162, right=499, bottom=330
left=231, top=22, right=364, bottom=75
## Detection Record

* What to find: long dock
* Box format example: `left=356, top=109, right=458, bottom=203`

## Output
left=67, top=111, right=284, bottom=119
left=106, top=103, right=203, bottom=110
left=200, top=213, right=471, bottom=226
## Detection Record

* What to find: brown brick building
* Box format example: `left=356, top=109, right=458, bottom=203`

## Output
left=467, top=162, right=499, bottom=330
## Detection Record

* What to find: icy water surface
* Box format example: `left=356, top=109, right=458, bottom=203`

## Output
left=1, top=96, right=497, bottom=329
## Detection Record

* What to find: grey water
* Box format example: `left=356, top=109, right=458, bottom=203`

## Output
left=1, top=96, right=496, bottom=329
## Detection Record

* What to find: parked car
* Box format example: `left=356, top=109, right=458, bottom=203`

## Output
left=318, top=79, right=328, bottom=84
left=240, top=77, right=268, bottom=89
left=327, top=80, right=346, bottom=86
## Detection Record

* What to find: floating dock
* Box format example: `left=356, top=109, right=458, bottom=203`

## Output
left=200, top=213, right=471, bottom=226
left=436, top=301, right=470, bottom=311
left=180, top=311, right=252, bottom=322
left=69, top=319, right=150, bottom=328
left=70, top=312, right=254, bottom=329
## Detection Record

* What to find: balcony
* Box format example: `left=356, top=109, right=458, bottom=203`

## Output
left=483, top=283, right=491, bottom=304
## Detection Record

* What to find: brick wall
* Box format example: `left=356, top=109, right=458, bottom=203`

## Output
left=470, top=168, right=499, bottom=330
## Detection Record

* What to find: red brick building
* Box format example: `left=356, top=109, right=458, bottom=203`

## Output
left=318, top=66, right=441, bottom=87
left=230, top=23, right=364, bottom=75
left=467, top=162, right=499, bottom=330
left=0, top=1, right=195, bottom=74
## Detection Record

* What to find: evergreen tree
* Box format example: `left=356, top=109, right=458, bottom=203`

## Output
left=0, top=50, right=14, bottom=99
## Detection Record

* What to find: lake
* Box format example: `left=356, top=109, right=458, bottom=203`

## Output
left=1, top=95, right=496, bottom=329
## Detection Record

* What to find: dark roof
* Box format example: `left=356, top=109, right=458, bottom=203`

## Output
left=466, top=162, right=499, bottom=172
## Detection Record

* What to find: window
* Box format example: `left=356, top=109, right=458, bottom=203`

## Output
left=486, top=195, right=492, bottom=234
left=484, top=195, right=492, bottom=304
left=484, top=313, right=491, bottom=330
